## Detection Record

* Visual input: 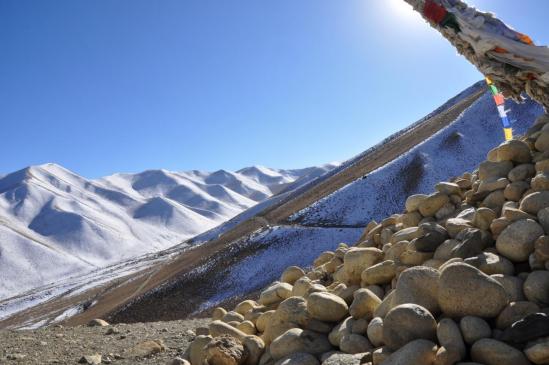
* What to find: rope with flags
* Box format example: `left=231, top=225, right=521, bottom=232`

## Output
left=485, top=77, right=513, bottom=141
left=416, top=0, right=518, bottom=141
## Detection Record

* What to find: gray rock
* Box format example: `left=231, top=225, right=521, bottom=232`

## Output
left=508, top=163, right=535, bottom=182
left=307, top=292, right=349, bottom=322
left=464, top=252, right=514, bottom=275
left=79, top=354, right=102, bottom=365
left=524, top=271, right=549, bottom=305
left=496, top=301, right=541, bottom=329
left=460, top=316, right=492, bottom=345
left=471, top=338, right=530, bottom=365
left=88, top=319, right=109, bottom=327
left=366, top=317, right=384, bottom=347
left=393, top=266, right=440, bottom=314
left=537, top=207, right=549, bottom=234
left=415, top=222, right=448, bottom=252
left=496, top=219, right=544, bottom=262
left=418, top=192, right=450, bottom=217
left=524, top=336, right=549, bottom=365
left=339, top=334, right=372, bottom=354
left=450, top=228, right=487, bottom=259
left=381, top=339, right=437, bottom=365
left=321, top=352, right=369, bottom=365
left=504, top=181, right=530, bottom=201
left=270, top=328, right=332, bottom=360
left=438, top=263, right=509, bottom=318
left=274, top=352, right=319, bottom=365
left=382, top=304, right=437, bottom=350
left=437, top=318, right=466, bottom=359
left=520, top=191, right=549, bottom=215
left=501, top=313, right=549, bottom=344
left=495, top=140, right=531, bottom=163
left=479, top=161, right=514, bottom=181
left=492, top=274, right=526, bottom=302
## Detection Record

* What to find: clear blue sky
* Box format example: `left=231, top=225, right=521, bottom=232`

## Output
left=1, top=0, right=548, bottom=178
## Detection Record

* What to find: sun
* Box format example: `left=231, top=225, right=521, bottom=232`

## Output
left=387, top=0, right=421, bottom=23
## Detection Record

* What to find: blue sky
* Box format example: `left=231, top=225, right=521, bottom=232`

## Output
left=1, top=0, right=548, bottom=178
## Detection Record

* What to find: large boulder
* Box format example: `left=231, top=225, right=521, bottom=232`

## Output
left=470, top=338, right=531, bottom=365
left=190, top=335, right=213, bottom=365
left=307, top=292, right=348, bottom=322
left=523, top=270, right=549, bottom=305
left=406, top=194, right=428, bottom=213
left=259, top=282, right=293, bottom=305
left=280, top=267, right=305, bottom=285
left=464, top=252, right=514, bottom=275
left=495, top=301, right=540, bottom=329
left=328, top=317, right=354, bottom=348
left=438, top=263, right=508, bottom=318
left=391, top=227, right=422, bottom=244
left=495, top=140, right=531, bottom=163
left=415, top=222, right=448, bottom=252
left=393, top=266, right=440, bottom=314
left=204, top=335, right=247, bottom=365
left=472, top=208, right=497, bottom=231
left=270, top=328, right=332, bottom=360
left=380, top=339, right=438, bottom=365
left=449, top=228, right=486, bottom=259
left=479, top=161, right=514, bottom=181
left=508, top=163, right=535, bottom=182
left=501, top=313, right=549, bottom=344
left=361, top=260, right=396, bottom=285
left=349, top=288, right=381, bottom=320
left=459, top=316, right=491, bottom=345
left=496, top=219, right=544, bottom=262
left=520, top=191, right=549, bottom=215
left=339, top=333, right=373, bottom=354
left=437, top=318, right=466, bottom=360
left=343, top=248, right=384, bottom=284
left=418, top=192, right=450, bottom=217
left=382, top=304, right=437, bottom=350
left=524, top=337, right=549, bottom=365
left=366, top=317, right=384, bottom=347
left=492, top=274, right=525, bottom=302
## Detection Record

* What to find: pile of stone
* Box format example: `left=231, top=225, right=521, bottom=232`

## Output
left=188, top=114, right=549, bottom=365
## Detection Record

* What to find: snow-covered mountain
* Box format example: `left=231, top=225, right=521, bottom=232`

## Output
left=0, top=163, right=337, bottom=299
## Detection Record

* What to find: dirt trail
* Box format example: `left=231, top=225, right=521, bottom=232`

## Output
left=0, top=88, right=485, bottom=330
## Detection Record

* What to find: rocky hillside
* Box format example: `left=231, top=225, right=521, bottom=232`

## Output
left=187, top=113, right=549, bottom=365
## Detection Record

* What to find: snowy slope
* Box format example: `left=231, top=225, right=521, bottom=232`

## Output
left=290, top=93, right=544, bottom=225
left=184, top=91, right=544, bottom=312
left=0, top=164, right=333, bottom=300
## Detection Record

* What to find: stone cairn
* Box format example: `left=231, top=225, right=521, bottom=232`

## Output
left=188, top=114, right=549, bottom=365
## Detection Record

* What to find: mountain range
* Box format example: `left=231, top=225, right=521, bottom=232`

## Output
left=0, top=81, right=546, bottom=329
left=0, top=163, right=337, bottom=299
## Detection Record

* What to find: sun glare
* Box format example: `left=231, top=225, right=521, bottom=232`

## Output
left=387, top=0, right=421, bottom=24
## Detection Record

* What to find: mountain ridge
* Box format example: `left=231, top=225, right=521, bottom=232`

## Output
left=0, top=162, right=336, bottom=299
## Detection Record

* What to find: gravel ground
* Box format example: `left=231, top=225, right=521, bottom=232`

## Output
left=0, top=319, right=210, bottom=364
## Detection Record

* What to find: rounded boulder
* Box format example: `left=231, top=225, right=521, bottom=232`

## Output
left=307, top=292, right=349, bottom=322
left=382, top=304, right=437, bottom=351
left=438, top=263, right=508, bottom=318
left=496, top=219, right=544, bottom=262
left=270, top=328, right=332, bottom=360
left=471, top=338, right=531, bottom=365
left=393, top=266, right=440, bottom=314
